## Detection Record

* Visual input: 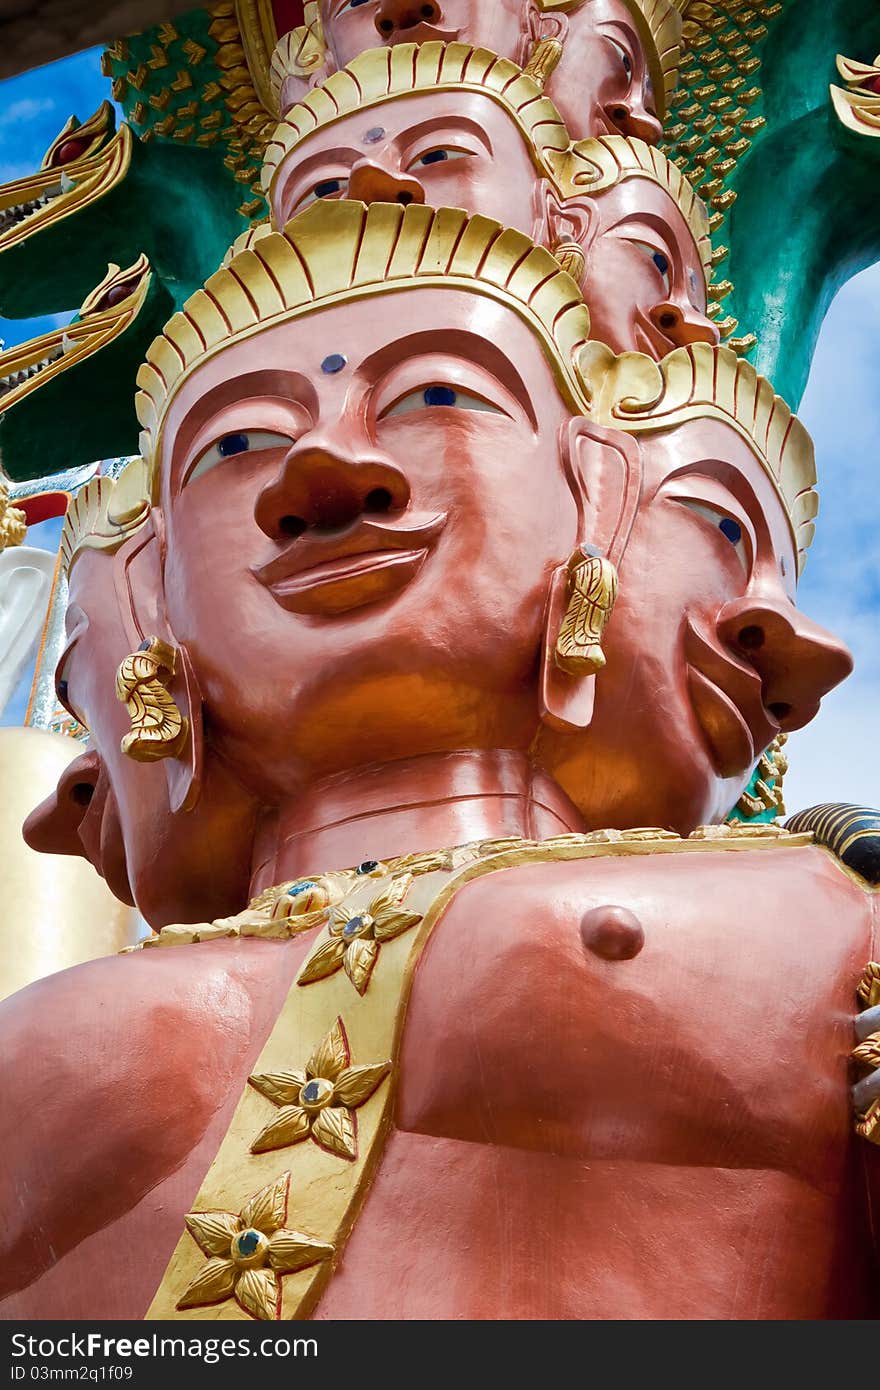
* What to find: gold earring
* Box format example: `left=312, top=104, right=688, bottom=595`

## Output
left=523, top=37, right=563, bottom=88
left=555, top=547, right=619, bottom=675
left=116, top=637, right=189, bottom=762
left=552, top=240, right=586, bottom=285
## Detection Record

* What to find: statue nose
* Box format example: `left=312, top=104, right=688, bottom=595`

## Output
left=717, top=596, right=852, bottom=731
left=347, top=161, right=426, bottom=208
left=649, top=301, right=720, bottom=348
left=254, top=438, right=410, bottom=541
left=604, top=100, right=663, bottom=144
left=22, top=749, right=100, bottom=855
left=375, top=0, right=442, bottom=37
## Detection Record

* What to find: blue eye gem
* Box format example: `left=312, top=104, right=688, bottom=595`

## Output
left=356, top=859, right=380, bottom=875
left=351, top=0, right=370, bottom=6
left=420, top=149, right=449, bottom=165
left=236, top=1229, right=261, bottom=1257
left=57, top=679, right=69, bottom=703
left=217, top=433, right=250, bottom=457
left=288, top=880, right=316, bottom=897
left=652, top=251, right=669, bottom=275
left=719, top=517, right=742, bottom=545
left=424, top=385, right=457, bottom=407
left=363, top=125, right=385, bottom=144
left=321, top=353, right=347, bottom=375
left=314, top=179, right=342, bottom=198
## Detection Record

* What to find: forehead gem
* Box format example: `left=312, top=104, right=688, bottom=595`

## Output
left=321, top=353, right=347, bottom=375
left=363, top=126, right=385, bottom=145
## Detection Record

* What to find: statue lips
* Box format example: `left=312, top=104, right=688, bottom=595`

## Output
left=683, top=618, right=778, bottom=778
left=252, top=510, right=447, bottom=617
left=74, top=763, right=134, bottom=906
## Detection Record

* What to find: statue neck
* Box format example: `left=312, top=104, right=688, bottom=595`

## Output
left=250, top=749, right=585, bottom=893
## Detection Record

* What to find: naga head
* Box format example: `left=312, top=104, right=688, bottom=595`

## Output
left=0, top=102, right=134, bottom=318
left=0, top=255, right=174, bottom=480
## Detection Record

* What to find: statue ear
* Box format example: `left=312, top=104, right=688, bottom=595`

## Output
left=540, top=419, right=642, bottom=731
left=113, top=512, right=204, bottom=815
left=273, top=20, right=335, bottom=115
left=521, top=3, right=569, bottom=83
left=526, top=2, right=568, bottom=45
left=538, top=183, right=597, bottom=286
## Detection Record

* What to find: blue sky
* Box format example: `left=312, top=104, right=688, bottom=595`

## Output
left=0, top=46, right=877, bottom=810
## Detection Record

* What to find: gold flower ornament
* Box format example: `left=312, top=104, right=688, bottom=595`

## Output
left=177, top=1173, right=334, bottom=1321
left=248, top=1017, right=390, bottom=1161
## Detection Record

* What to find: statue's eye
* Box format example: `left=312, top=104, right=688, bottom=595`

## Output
left=410, top=148, right=471, bottom=168
left=297, top=176, right=349, bottom=211
left=609, top=39, right=633, bottom=79
left=679, top=500, right=749, bottom=573
left=381, top=384, right=504, bottom=417
left=338, top=0, right=371, bottom=12
left=188, top=430, right=293, bottom=485
left=630, top=241, right=672, bottom=294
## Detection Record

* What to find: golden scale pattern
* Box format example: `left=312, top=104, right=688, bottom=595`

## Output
left=101, top=2, right=274, bottom=223
left=662, top=0, right=785, bottom=353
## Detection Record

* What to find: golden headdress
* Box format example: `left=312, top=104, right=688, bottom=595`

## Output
left=577, top=340, right=817, bottom=570
left=262, top=42, right=572, bottom=198
left=262, top=44, right=710, bottom=283
left=59, top=458, right=151, bottom=573
left=136, top=199, right=593, bottom=466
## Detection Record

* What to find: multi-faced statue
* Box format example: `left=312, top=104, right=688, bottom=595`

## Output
left=137, top=201, right=846, bottom=842
left=278, top=0, right=675, bottom=142
left=263, top=45, right=717, bottom=356
left=3, top=202, right=878, bottom=1322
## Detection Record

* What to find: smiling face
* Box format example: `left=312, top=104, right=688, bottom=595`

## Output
left=536, top=417, right=852, bottom=831
left=318, top=0, right=526, bottom=70
left=157, top=288, right=581, bottom=800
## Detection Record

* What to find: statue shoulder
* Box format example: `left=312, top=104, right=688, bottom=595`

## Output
left=786, top=805, right=880, bottom=886
left=0, top=936, right=306, bottom=1302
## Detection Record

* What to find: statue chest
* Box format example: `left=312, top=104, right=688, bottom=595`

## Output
left=395, top=844, right=873, bottom=1179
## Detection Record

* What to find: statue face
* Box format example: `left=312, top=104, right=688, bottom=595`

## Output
left=577, top=177, right=718, bottom=356
left=537, top=417, right=852, bottom=831
left=544, top=0, right=663, bottom=142
left=271, top=90, right=540, bottom=237
left=157, top=289, right=580, bottom=799
left=316, top=2, right=660, bottom=142
left=318, top=0, right=526, bottom=71
left=30, top=546, right=256, bottom=925
left=269, top=90, right=713, bottom=358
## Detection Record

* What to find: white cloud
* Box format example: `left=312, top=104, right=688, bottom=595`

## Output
left=782, top=263, right=880, bottom=812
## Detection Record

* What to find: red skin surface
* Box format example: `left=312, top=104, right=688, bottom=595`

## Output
left=1, top=845, right=877, bottom=1320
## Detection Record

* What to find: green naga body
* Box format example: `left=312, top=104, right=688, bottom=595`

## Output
left=0, top=76, right=259, bottom=474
